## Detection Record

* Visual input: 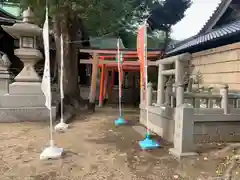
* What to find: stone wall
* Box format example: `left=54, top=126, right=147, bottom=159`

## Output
left=139, top=105, right=240, bottom=144
left=139, top=104, right=175, bottom=142
left=193, top=108, right=240, bottom=143
left=191, top=42, right=240, bottom=90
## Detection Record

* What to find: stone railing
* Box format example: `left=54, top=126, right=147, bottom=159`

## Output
left=139, top=53, right=240, bottom=158
left=147, top=80, right=240, bottom=110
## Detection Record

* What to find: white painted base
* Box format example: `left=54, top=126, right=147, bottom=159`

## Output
left=40, top=146, right=63, bottom=160
left=55, top=122, right=69, bottom=133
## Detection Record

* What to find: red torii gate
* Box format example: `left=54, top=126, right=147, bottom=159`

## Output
left=80, top=48, right=162, bottom=106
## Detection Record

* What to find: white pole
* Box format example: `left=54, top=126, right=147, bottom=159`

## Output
left=117, top=38, right=122, bottom=117
left=60, top=98, right=64, bottom=123
left=55, top=34, right=68, bottom=132
left=49, top=106, right=54, bottom=146
left=60, top=34, right=64, bottom=123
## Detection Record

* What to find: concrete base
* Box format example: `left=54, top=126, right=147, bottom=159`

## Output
left=169, top=148, right=198, bottom=159
left=9, top=82, right=43, bottom=94
left=0, top=94, right=46, bottom=107
left=0, top=106, right=56, bottom=122
left=0, top=92, right=57, bottom=122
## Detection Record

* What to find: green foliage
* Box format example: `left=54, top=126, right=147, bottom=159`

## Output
left=1, top=0, right=192, bottom=35
left=119, top=29, right=165, bottom=48
left=1, top=0, right=191, bottom=50
left=147, top=0, right=192, bottom=31
left=118, top=0, right=192, bottom=49
left=0, top=0, right=140, bottom=36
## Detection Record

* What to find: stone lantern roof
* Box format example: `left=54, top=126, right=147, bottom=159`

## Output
left=1, top=7, right=42, bottom=38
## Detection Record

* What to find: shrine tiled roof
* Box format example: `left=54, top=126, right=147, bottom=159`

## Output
left=0, top=7, right=18, bottom=24
left=167, top=19, right=240, bottom=55
left=0, top=7, right=18, bottom=19
left=198, top=0, right=232, bottom=34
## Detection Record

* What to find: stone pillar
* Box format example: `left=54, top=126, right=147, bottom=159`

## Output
left=165, top=79, right=173, bottom=106
left=187, top=77, right=193, bottom=92
left=171, top=84, right=176, bottom=108
left=207, top=86, right=213, bottom=108
left=169, top=104, right=198, bottom=158
left=147, top=82, right=153, bottom=106
left=0, top=54, right=12, bottom=95
left=220, top=84, right=229, bottom=114
left=157, top=64, right=166, bottom=105
left=175, top=59, right=185, bottom=106
left=237, top=99, right=240, bottom=108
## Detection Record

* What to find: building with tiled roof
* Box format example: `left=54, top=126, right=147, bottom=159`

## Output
left=167, top=0, right=240, bottom=90
left=167, top=0, right=240, bottom=56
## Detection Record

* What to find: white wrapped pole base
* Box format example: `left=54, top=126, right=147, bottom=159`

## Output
left=40, top=140, right=63, bottom=160
left=55, top=96, right=68, bottom=133
left=55, top=120, right=69, bottom=133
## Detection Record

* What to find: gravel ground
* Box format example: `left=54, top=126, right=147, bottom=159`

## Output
left=0, top=107, right=239, bottom=180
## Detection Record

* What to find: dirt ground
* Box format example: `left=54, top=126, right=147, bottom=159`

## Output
left=0, top=107, right=240, bottom=180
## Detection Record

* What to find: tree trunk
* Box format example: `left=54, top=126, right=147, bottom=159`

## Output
left=53, top=9, right=81, bottom=120
left=61, top=13, right=81, bottom=108
left=53, top=16, right=61, bottom=86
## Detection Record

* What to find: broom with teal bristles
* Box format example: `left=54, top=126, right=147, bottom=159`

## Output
left=114, top=38, right=128, bottom=126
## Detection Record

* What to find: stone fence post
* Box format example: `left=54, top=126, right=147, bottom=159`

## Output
left=0, top=54, right=11, bottom=95
left=169, top=104, right=198, bottom=158
left=207, top=86, right=213, bottom=108
left=220, top=84, right=229, bottom=114
left=157, top=64, right=166, bottom=105
left=171, top=84, right=176, bottom=108
left=147, top=82, right=153, bottom=106
left=165, top=79, right=173, bottom=106
left=175, top=59, right=185, bottom=106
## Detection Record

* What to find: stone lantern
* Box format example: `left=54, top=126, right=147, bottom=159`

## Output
left=0, top=7, right=56, bottom=122
left=1, top=7, right=43, bottom=94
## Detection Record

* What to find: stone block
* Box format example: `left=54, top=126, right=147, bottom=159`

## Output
left=9, top=82, right=43, bottom=94
left=0, top=71, right=12, bottom=95
left=0, top=106, right=56, bottom=122
left=139, top=105, right=175, bottom=142
left=0, top=94, right=46, bottom=107
left=169, top=104, right=198, bottom=158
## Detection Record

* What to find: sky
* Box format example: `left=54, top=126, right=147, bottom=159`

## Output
left=171, top=0, right=222, bottom=40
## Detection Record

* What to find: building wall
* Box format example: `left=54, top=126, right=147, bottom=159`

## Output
left=190, top=42, right=240, bottom=91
